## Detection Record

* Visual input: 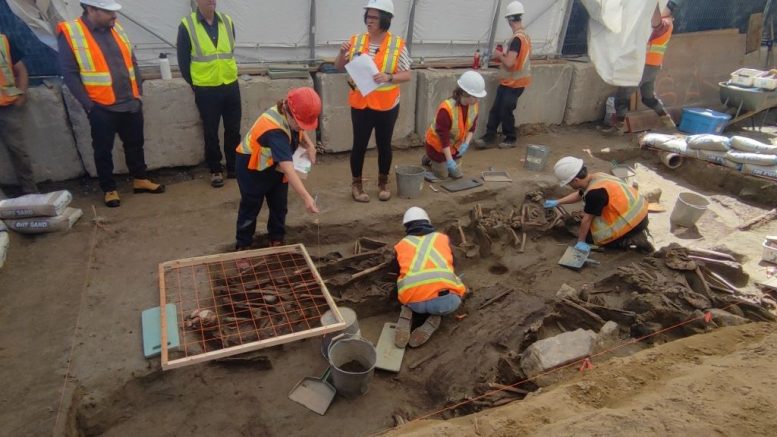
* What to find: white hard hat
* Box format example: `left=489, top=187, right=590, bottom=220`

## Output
left=81, top=0, right=122, bottom=11
left=553, top=156, right=584, bottom=186
left=457, top=70, right=487, bottom=98
left=364, top=0, right=394, bottom=16
left=403, top=207, right=430, bottom=225
left=505, top=1, right=525, bottom=17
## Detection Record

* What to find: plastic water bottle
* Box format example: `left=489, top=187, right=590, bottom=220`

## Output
left=159, top=53, right=172, bottom=80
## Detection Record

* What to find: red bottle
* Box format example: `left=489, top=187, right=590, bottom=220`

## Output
left=472, top=49, right=481, bottom=69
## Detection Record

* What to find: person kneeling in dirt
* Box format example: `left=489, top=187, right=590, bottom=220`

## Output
left=389, top=207, right=467, bottom=348
left=544, top=156, right=654, bottom=253
left=421, top=71, right=487, bottom=179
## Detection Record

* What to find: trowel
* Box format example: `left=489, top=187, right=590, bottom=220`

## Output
left=288, top=367, right=336, bottom=415
left=558, top=246, right=600, bottom=270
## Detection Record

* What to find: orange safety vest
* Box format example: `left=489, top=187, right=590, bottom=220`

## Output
left=585, top=173, right=649, bottom=245
left=646, top=19, right=673, bottom=66
left=346, top=32, right=405, bottom=111
left=425, top=99, right=479, bottom=155
left=499, top=30, right=532, bottom=88
left=0, top=33, right=22, bottom=106
left=236, top=105, right=301, bottom=172
left=57, top=18, right=139, bottom=106
left=394, top=232, right=466, bottom=305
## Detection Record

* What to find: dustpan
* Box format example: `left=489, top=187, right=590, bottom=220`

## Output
left=558, top=246, right=600, bottom=270
left=288, top=368, right=336, bottom=415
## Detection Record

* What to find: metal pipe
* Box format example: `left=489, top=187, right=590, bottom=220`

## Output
left=309, top=0, right=316, bottom=61
left=556, top=0, right=575, bottom=56
left=485, top=0, right=502, bottom=64
left=405, top=0, right=418, bottom=55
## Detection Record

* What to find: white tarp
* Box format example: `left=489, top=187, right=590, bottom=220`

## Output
left=582, top=0, right=668, bottom=86
left=10, top=0, right=572, bottom=66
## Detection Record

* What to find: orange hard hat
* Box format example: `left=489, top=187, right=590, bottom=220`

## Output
left=286, top=87, right=321, bottom=130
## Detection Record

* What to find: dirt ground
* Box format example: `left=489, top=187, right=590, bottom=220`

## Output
left=1, top=123, right=776, bottom=436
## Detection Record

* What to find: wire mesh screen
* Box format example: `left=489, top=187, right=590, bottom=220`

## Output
left=159, top=244, right=345, bottom=370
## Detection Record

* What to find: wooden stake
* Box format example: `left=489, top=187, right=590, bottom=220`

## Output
left=738, top=208, right=777, bottom=231
left=479, top=288, right=514, bottom=310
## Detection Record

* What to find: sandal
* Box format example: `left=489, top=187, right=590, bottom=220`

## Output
left=394, top=305, right=413, bottom=348
left=408, top=315, right=441, bottom=348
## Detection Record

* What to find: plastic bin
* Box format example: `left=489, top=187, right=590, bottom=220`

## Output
left=678, top=108, right=731, bottom=135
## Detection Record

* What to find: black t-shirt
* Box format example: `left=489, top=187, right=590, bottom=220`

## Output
left=581, top=188, right=609, bottom=216
left=508, top=36, right=522, bottom=54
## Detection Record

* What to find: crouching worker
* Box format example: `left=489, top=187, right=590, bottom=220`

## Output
left=234, top=87, right=321, bottom=250
left=390, top=207, right=466, bottom=348
left=421, top=71, right=486, bottom=179
left=544, top=156, right=653, bottom=253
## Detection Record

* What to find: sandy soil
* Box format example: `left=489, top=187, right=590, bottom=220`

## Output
left=0, top=124, right=775, bottom=436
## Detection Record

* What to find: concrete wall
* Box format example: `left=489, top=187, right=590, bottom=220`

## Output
left=315, top=72, right=417, bottom=153
left=564, top=61, right=617, bottom=125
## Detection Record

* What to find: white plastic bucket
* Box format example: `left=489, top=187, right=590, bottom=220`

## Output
left=762, top=240, right=777, bottom=264
left=669, top=192, right=709, bottom=228
left=320, top=307, right=360, bottom=359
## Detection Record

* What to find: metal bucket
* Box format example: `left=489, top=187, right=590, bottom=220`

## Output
left=670, top=192, right=709, bottom=227
left=395, top=165, right=425, bottom=199
left=320, top=307, right=360, bottom=359
left=524, top=145, right=550, bottom=171
left=327, top=336, right=376, bottom=398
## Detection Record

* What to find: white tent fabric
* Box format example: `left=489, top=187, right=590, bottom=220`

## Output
left=10, top=0, right=573, bottom=66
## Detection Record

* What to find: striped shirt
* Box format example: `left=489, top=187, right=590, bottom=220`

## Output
left=363, top=43, right=412, bottom=72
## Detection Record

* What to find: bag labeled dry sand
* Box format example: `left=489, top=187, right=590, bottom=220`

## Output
left=730, top=136, right=777, bottom=154
left=721, top=159, right=743, bottom=171
left=697, top=150, right=729, bottom=165
left=4, top=207, right=83, bottom=234
left=743, top=164, right=777, bottom=180
left=726, top=151, right=777, bottom=166
left=639, top=133, right=678, bottom=147
left=0, top=190, right=72, bottom=219
left=686, top=134, right=731, bottom=151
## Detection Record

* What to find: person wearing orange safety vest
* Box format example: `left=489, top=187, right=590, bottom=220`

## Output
left=57, top=0, right=164, bottom=208
left=0, top=32, right=38, bottom=195
left=613, top=1, right=676, bottom=131
left=334, top=0, right=412, bottom=203
left=389, top=207, right=467, bottom=348
left=422, top=71, right=487, bottom=180
left=234, top=87, right=321, bottom=250
left=475, top=1, right=532, bottom=150
left=544, top=157, right=653, bottom=254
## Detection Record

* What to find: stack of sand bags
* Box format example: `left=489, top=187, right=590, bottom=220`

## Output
left=639, top=133, right=697, bottom=158
left=726, top=136, right=777, bottom=180
left=0, top=220, right=8, bottom=268
left=0, top=191, right=83, bottom=235
left=685, top=135, right=743, bottom=170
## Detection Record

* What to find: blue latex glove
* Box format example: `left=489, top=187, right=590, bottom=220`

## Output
left=446, top=159, right=458, bottom=172
left=574, top=241, right=591, bottom=253
left=543, top=199, right=559, bottom=209
left=458, top=142, right=470, bottom=155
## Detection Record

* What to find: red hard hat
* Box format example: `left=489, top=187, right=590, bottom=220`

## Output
left=286, top=87, right=321, bottom=130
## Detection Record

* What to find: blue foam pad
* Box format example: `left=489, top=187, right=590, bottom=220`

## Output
left=142, top=304, right=179, bottom=358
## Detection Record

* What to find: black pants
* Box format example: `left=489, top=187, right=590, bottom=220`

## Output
left=194, top=81, right=241, bottom=174
left=350, top=105, right=399, bottom=178
left=586, top=216, right=649, bottom=247
left=87, top=107, right=147, bottom=192
left=235, top=153, right=288, bottom=247
left=486, top=85, right=525, bottom=141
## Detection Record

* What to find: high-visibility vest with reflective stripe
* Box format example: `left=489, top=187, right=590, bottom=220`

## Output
left=498, top=30, right=532, bottom=88
left=57, top=18, right=139, bottom=106
left=425, top=99, right=478, bottom=155
left=347, top=32, right=405, bottom=111
left=237, top=106, right=298, bottom=172
left=0, top=34, right=22, bottom=106
left=585, top=172, right=649, bottom=245
left=646, top=20, right=673, bottom=66
left=395, top=232, right=466, bottom=305
left=181, top=12, right=238, bottom=86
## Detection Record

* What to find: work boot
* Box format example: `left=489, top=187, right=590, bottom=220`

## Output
left=211, top=172, right=224, bottom=188
left=659, top=114, right=677, bottom=130
left=498, top=139, right=517, bottom=149
left=473, top=133, right=497, bottom=149
left=449, top=165, right=464, bottom=179
left=269, top=239, right=285, bottom=247
left=133, top=178, right=165, bottom=194
left=620, top=230, right=655, bottom=253
left=378, top=174, right=391, bottom=201
left=351, top=177, right=370, bottom=203
left=421, top=155, right=432, bottom=167
left=104, top=191, right=120, bottom=208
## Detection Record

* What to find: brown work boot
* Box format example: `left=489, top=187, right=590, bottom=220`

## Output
left=352, top=177, right=370, bottom=203
left=133, top=178, right=166, bottom=194
left=659, top=114, right=677, bottom=130
left=378, top=174, right=391, bottom=201
left=104, top=191, right=120, bottom=208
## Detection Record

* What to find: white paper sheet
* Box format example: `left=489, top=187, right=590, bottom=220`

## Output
left=344, top=55, right=380, bottom=96
left=292, top=148, right=312, bottom=179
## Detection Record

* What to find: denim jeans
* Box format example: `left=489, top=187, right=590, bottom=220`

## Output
left=407, top=292, right=462, bottom=315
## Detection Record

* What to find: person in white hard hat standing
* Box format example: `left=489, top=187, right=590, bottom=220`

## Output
left=334, top=0, right=412, bottom=203
left=389, top=207, right=467, bottom=348
left=544, top=157, right=653, bottom=253
left=475, top=1, right=532, bottom=149
left=57, top=0, right=165, bottom=208
left=421, top=71, right=487, bottom=179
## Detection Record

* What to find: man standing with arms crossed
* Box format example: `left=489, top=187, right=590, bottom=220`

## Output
left=58, top=0, right=165, bottom=207
left=177, top=0, right=240, bottom=188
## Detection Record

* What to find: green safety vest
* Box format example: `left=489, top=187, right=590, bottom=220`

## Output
left=181, top=12, right=237, bottom=86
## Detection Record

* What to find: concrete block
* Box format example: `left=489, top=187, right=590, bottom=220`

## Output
left=0, top=82, right=84, bottom=185
left=564, top=61, right=617, bottom=125
left=315, top=71, right=417, bottom=153
left=239, top=75, right=315, bottom=132
left=520, top=328, right=597, bottom=377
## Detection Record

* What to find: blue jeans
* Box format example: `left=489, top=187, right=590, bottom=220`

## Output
left=407, top=292, right=462, bottom=315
